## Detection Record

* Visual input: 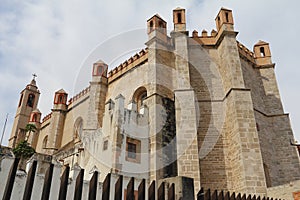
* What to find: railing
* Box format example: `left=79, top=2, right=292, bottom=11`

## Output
left=0, top=156, right=283, bottom=200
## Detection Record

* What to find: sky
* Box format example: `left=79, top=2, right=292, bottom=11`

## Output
left=1, top=0, right=300, bottom=145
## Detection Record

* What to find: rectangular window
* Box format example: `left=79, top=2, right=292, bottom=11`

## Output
left=126, top=137, right=141, bottom=163
left=127, top=142, right=136, bottom=159
left=103, top=140, right=108, bottom=151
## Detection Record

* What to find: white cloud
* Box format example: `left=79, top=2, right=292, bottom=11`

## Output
left=1, top=0, right=300, bottom=145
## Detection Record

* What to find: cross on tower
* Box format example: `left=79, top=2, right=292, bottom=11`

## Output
left=32, top=73, right=37, bottom=80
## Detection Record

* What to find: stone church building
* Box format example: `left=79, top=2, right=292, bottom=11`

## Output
left=8, top=7, right=300, bottom=197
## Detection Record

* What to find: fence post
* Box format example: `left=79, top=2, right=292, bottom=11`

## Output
left=74, top=169, right=84, bottom=200
left=126, top=177, right=135, bottom=200
left=89, top=171, right=98, bottom=200
left=158, top=182, right=165, bottom=200
left=2, top=158, right=20, bottom=200
left=148, top=181, right=155, bottom=200
left=168, top=183, right=175, bottom=200
left=22, top=160, right=37, bottom=200
left=114, top=175, right=123, bottom=200
left=58, top=165, right=70, bottom=200
left=138, top=179, right=146, bottom=200
left=102, top=173, right=111, bottom=200
left=197, top=188, right=204, bottom=200
left=41, top=163, right=54, bottom=200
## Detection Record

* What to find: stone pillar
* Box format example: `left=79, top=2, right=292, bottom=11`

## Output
left=172, top=30, right=201, bottom=195
left=216, top=18, right=267, bottom=194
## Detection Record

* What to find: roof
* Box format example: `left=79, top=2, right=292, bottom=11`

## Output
left=55, top=89, right=67, bottom=94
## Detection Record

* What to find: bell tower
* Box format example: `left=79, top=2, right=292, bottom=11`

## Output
left=9, top=75, right=40, bottom=148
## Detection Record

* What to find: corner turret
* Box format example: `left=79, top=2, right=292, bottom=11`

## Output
left=147, top=14, right=167, bottom=43
left=215, top=8, right=234, bottom=32
left=254, top=40, right=272, bottom=66
left=173, top=7, right=186, bottom=32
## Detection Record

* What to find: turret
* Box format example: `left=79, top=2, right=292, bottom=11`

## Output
left=86, top=60, right=108, bottom=129
left=254, top=40, right=272, bottom=66
left=147, top=14, right=167, bottom=43
left=173, top=7, right=186, bottom=32
left=9, top=75, right=40, bottom=148
left=215, top=8, right=234, bottom=32
left=47, top=89, right=68, bottom=153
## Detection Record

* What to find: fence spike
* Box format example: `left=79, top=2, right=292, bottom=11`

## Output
left=23, top=160, right=37, bottom=200
left=74, top=169, right=84, bottom=200
left=58, top=165, right=70, bottom=200
left=138, top=179, right=146, bottom=200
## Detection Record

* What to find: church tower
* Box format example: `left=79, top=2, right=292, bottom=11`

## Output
left=9, top=75, right=40, bottom=148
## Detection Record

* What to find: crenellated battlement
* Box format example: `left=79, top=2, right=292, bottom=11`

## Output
left=67, top=86, right=91, bottom=106
left=107, top=48, right=148, bottom=83
left=42, top=112, right=52, bottom=123
left=237, top=41, right=256, bottom=63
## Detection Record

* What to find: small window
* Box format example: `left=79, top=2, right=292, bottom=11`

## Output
left=158, top=21, right=164, bottom=28
left=177, top=13, right=182, bottom=23
left=43, top=135, right=48, bottom=149
left=58, top=94, right=64, bottom=104
left=103, top=140, right=108, bottom=151
left=18, top=94, right=23, bottom=107
left=126, top=137, right=141, bottom=163
left=225, top=12, right=229, bottom=22
left=74, top=118, right=83, bottom=139
left=27, top=94, right=35, bottom=107
left=128, top=142, right=136, bottom=159
left=260, top=47, right=265, bottom=57
left=149, top=21, right=154, bottom=31
left=32, top=114, right=37, bottom=122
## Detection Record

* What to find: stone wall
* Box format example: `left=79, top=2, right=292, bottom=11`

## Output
left=267, top=180, right=300, bottom=200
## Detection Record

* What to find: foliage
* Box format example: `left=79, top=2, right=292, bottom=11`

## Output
left=12, top=140, right=35, bottom=159
left=25, top=123, right=37, bottom=134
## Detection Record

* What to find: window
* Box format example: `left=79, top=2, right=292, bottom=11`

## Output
left=43, top=135, right=48, bottom=149
left=149, top=21, right=154, bottom=31
left=177, top=13, right=182, bottom=23
left=127, top=142, right=136, bottom=159
left=225, top=12, right=229, bottom=22
left=103, top=140, right=108, bottom=151
left=132, top=87, right=147, bottom=112
left=32, top=114, right=37, bottom=122
left=18, top=94, right=23, bottom=107
left=74, top=117, right=83, bottom=140
left=58, top=94, right=64, bottom=104
left=27, top=94, right=35, bottom=107
left=260, top=47, right=265, bottom=57
left=126, top=137, right=141, bottom=163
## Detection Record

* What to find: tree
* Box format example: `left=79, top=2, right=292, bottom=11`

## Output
left=12, top=140, right=35, bottom=159
left=25, top=123, right=37, bottom=141
left=12, top=123, right=37, bottom=170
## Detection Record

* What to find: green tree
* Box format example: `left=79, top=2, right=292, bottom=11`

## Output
left=25, top=123, right=37, bottom=141
left=12, top=140, right=35, bottom=159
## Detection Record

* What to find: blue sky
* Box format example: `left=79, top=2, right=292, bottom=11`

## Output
left=1, top=0, right=300, bottom=145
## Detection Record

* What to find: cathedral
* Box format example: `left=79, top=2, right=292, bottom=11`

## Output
left=8, top=7, right=300, bottom=197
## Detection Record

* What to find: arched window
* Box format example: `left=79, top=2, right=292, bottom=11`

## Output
left=133, top=87, right=147, bottom=111
left=42, top=135, right=48, bottom=149
left=260, top=47, right=265, bottom=57
left=27, top=94, right=35, bottom=107
left=18, top=94, right=23, bottom=107
left=58, top=94, right=64, bottom=104
left=74, top=117, right=83, bottom=140
left=32, top=114, right=37, bottom=122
